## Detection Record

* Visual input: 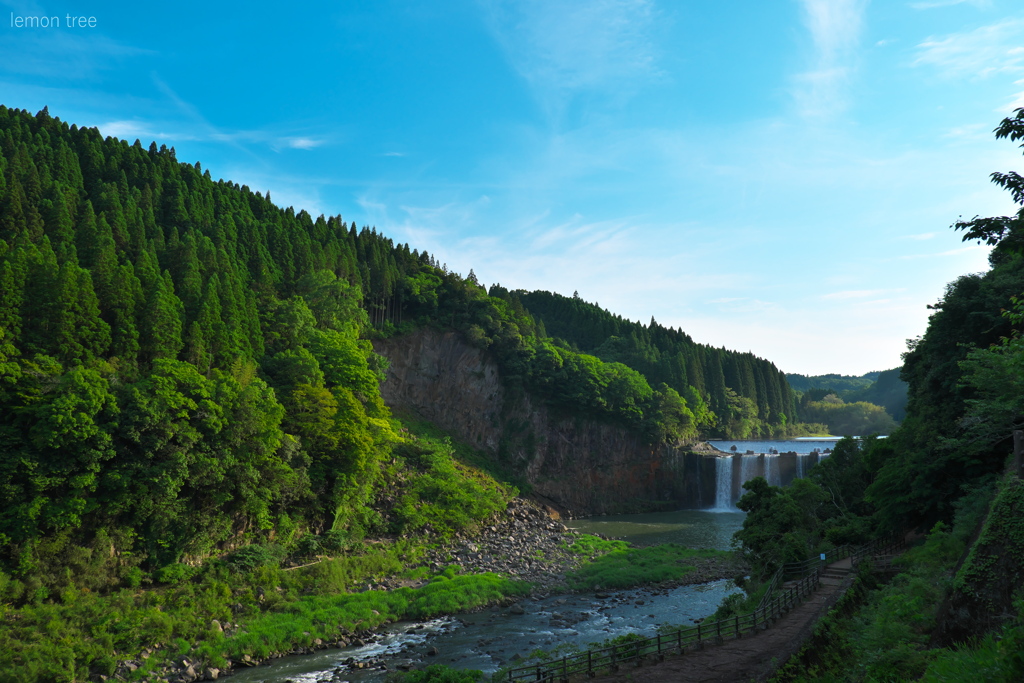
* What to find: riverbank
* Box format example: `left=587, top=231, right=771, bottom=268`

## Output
left=114, top=498, right=744, bottom=682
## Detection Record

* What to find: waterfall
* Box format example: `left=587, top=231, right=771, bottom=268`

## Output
left=713, top=456, right=734, bottom=511
left=740, top=454, right=758, bottom=488
left=765, top=454, right=781, bottom=486
left=796, top=453, right=807, bottom=479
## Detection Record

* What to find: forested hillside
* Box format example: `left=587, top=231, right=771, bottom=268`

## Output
left=511, top=289, right=818, bottom=438
left=0, top=105, right=825, bottom=590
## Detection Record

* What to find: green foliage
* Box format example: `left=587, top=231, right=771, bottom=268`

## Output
left=155, top=563, right=195, bottom=585
left=734, top=477, right=825, bottom=580
left=0, top=544, right=525, bottom=683
left=950, top=475, right=1024, bottom=620
left=786, top=372, right=879, bottom=395
left=922, top=601, right=1024, bottom=683
left=223, top=544, right=288, bottom=572
left=386, top=423, right=516, bottom=539
left=513, top=289, right=806, bottom=438
left=799, top=395, right=897, bottom=436
left=565, top=543, right=729, bottom=590
left=564, top=533, right=629, bottom=556
left=844, top=368, right=908, bottom=422
left=389, top=664, right=485, bottom=682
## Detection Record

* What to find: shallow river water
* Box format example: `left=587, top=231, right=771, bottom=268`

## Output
left=225, top=511, right=743, bottom=682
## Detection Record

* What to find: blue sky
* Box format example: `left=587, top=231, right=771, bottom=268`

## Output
left=3, top=0, right=1023, bottom=375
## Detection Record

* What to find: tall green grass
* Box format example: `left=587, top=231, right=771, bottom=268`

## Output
left=0, top=545, right=527, bottom=682
left=565, top=543, right=731, bottom=590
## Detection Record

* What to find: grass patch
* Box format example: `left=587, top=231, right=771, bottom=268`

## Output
left=564, top=533, right=629, bottom=557
left=0, top=540, right=527, bottom=682
left=224, top=569, right=530, bottom=662
left=566, top=543, right=731, bottom=590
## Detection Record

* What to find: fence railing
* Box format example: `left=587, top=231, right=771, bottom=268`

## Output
left=504, top=532, right=907, bottom=682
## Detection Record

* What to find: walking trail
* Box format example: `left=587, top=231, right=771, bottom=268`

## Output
left=590, top=556, right=859, bottom=683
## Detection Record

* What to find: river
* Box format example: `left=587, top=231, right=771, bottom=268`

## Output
left=707, top=438, right=840, bottom=454
left=223, top=511, right=743, bottom=682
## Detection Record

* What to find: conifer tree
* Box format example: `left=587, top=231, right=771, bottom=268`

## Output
left=140, top=271, right=184, bottom=362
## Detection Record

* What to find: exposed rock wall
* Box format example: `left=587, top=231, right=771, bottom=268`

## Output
left=373, top=328, right=717, bottom=515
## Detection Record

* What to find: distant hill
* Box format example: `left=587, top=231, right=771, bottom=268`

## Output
left=786, top=371, right=881, bottom=394
left=788, top=369, right=908, bottom=423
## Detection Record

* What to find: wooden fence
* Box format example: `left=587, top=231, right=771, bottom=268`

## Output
left=504, top=533, right=906, bottom=682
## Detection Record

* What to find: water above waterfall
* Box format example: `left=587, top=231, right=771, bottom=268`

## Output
left=707, top=438, right=840, bottom=454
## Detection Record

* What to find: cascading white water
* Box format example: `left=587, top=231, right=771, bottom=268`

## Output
left=796, top=453, right=807, bottom=479
left=740, top=454, right=757, bottom=485
left=765, top=454, right=781, bottom=486
left=713, top=456, right=734, bottom=511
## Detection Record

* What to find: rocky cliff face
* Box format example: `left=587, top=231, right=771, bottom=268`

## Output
left=374, top=328, right=717, bottom=515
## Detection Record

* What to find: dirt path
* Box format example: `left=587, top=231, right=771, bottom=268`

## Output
left=590, top=559, right=856, bottom=683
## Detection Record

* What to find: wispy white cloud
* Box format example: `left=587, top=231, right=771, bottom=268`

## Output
left=914, top=18, right=1024, bottom=79
left=96, top=114, right=327, bottom=153
left=791, top=0, right=868, bottom=117
left=97, top=120, right=186, bottom=142
left=480, top=0, right=661, bottom=120
left=283, top=137, right=323, bottom=150
left=383, top=151, right=406, bottom=157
